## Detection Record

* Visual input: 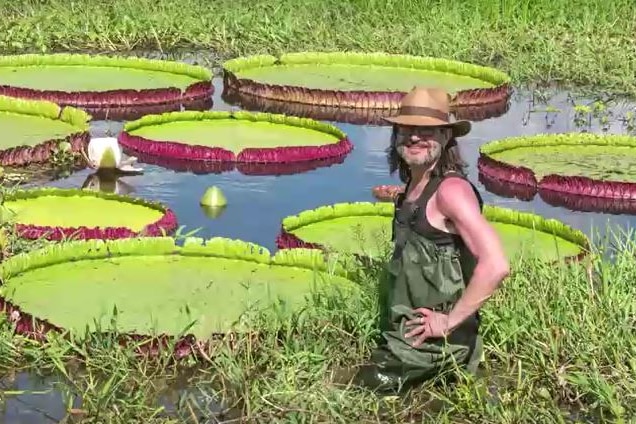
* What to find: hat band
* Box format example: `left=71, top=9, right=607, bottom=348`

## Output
left=398, top=106, right=449, bottom=122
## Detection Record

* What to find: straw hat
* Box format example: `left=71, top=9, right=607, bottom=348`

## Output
left=383, top=87, right=471, bottom=138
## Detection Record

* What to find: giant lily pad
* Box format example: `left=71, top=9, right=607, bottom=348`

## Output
left=277, top=202, right=589, bottom=262
left=223, top=52, right=511, bottom=110
left=0, top=54, right=213, bottom=118
left=118, top=111, right=353, bottom=175
left=0, top=95, right=90, bottom=167
left=222, top=84, right=510, bottom=126
left=477, top=167, right=636, bottom=215
left=478, top=133, right=636, bottom=205
left=1, top=188, right=177, bottom=241
left=0, top=237, right=357, bottom=357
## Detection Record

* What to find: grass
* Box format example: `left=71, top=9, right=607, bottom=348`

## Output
left=1, top=0, right=636, bottom=96
left=0, top=225, right=634, bottom=423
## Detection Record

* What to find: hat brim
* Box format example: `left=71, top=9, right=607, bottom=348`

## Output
left=382, top=114, right=471, bottom=138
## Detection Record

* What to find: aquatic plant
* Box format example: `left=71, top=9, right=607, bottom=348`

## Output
left=118, top=110, right=353, bottom=167
left=222, top=85, right=511, bottom=125
left=200, top=186, right=227, bottom=207
left=222, top=52, right=512, bottom=110
left=80, top=136, right=144, bottom=175
left=0, top=236, right=356, bottom=358
left=277, top=201, right=589, bottom=263
left=2, top=187, right=177, bottom=241
left=478, top=170, right=636, bottom=215
left=0, top=95, right=90, bottom=167
left=0, top=54, right=213, bottom=114
left=128, top=149, right=349, bottom=176
left=477, top=171, right=539, bottom=202
left=478, top=133, right=636, bottom=200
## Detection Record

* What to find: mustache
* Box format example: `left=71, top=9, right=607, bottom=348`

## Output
left=398, top=142, right=430, bottom=149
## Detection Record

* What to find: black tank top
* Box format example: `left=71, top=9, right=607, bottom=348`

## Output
left=393, top=171, right=484, bottom=246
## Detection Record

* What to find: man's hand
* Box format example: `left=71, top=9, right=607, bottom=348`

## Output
left=404, top=307, right=451, bottom=347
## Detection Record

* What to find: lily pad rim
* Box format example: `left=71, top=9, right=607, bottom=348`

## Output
left=221, top=88, right=512, bottom=125
left=122, top=109, right=348, bottom=140
left=480, top=132, right=636, bottom=156
left=0, top=236, right=351, bottom=280
left=0, top=94, right=92, bottom=131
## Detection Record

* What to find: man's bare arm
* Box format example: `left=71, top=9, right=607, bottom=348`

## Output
left=436, top=177, right=510, bottom=332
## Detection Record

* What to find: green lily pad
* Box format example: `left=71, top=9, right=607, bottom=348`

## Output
left=0, top=238, right=357, bottom=338
left=482, top=134, right=636, bottom=182
left=125, top=112, right=343, bottom=154
left=280, top=202, right=588, bottom=262
left=0, top=54, right=210, bottom=92
left=234, top=63, right=494, bottom=92
left=1, top=111, right=81, bottom=149
left=0, top=65, right=200, bottom=92
left=3, top=188, right=176, bottom=241
left=0, top=95, right=90, bottom=166
left=5, top=193, right=160, bottom=231
left=224, top=52, right=509, bottom=93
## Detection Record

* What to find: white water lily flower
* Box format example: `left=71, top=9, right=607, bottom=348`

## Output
left=81, top=137, right=143, bottom=174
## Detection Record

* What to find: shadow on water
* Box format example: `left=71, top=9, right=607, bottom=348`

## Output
left=4, top=49, right=636, bottom=421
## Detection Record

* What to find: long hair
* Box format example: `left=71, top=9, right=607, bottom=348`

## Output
left=386, top=125, right=468, bottom=184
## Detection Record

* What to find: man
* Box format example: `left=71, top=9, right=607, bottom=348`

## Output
left=354, top=87, right=510, bottom=393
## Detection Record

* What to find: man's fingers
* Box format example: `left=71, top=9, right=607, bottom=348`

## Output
left=404, top=324, right=426, bottom=339
left=411, top=332, right=429, bottom=347
left=406, top=309, right=431, bottom=326
left=413, top=307, right=432, bottom=316
left=411, top=325, right=431, bottom=346
left=405, top=315, right=426, bottom=327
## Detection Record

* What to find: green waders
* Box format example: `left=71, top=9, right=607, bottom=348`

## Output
left=355, top=172, right=484, bottom=393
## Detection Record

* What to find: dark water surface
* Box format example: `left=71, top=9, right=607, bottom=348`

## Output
left=3, top=51, right=636, bottom=422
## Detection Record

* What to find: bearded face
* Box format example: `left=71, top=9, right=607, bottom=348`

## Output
left=395, top=126, right=450, bottom=168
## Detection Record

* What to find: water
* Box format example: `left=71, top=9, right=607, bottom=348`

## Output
left=34, top=79, right=636, bottom=251
left=3, top=52, right=636, bottom=421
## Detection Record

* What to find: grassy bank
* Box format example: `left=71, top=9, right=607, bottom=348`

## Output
left=0, top=231, right=634, bottom=423
left=2, top=0, right=636, bottom=96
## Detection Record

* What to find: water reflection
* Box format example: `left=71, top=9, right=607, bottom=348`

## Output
left=200, top=204, right=227, bottom=219
left=86, top=97, right=214, bottom=121
left=80, top=172, right=136, bottom=196
left=0, top=370, right=228, bottom=423
left=221, top=87, right=511, bottom=126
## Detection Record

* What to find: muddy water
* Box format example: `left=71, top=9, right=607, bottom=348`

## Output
left=3, top=52, right=636, bottom=421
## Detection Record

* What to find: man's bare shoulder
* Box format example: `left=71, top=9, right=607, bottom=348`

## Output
left=436, top=176, right=481, bottom=216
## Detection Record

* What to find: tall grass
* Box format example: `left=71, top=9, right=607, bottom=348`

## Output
left=0, top=229, right=634, bottom=422
left=1, top=0, right=636, bottom=95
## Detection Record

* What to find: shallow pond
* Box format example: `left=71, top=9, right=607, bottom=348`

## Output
left=32, top=79, right=636, bottom=251
left=3, top=51, right=636, bottom=421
